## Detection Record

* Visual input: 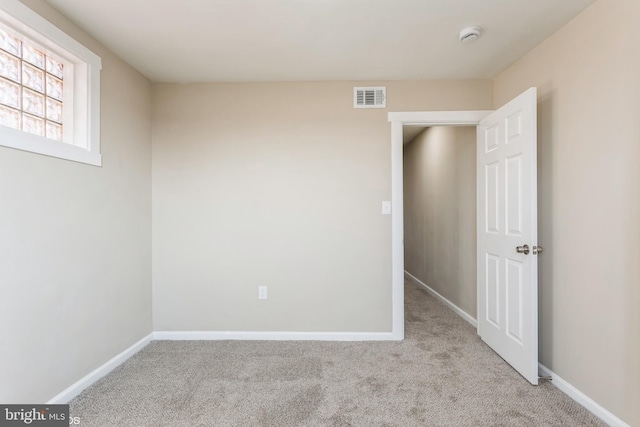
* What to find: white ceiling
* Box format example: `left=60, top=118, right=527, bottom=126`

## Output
left=45, top=0, right=595, bottom=83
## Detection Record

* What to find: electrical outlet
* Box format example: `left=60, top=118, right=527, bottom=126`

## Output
left=258, top=286, right=268, bottom=300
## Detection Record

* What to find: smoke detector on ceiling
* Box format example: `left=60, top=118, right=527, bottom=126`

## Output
left=459, top=26, right=482, bottom=43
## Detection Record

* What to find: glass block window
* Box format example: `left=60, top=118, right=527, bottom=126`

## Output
left=0, top=0, right=102, bottom=166
left=0, top=27, right=65, bottom=142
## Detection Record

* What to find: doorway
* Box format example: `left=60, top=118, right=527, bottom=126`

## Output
left=402, top=125, right=478, bottom=327
left=387, top=110, right=491, bottom=340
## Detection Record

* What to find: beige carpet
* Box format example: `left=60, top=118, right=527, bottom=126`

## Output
left=70, top=278, right=606, bottom=426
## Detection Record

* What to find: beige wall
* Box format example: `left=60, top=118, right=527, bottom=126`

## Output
left=403, top=126, right=476, bottom=318
left=152, top=81, right=492, bottom=332
left=0, top=1, right=152, bottom=403
left=494, top=0, right=640, bottom=424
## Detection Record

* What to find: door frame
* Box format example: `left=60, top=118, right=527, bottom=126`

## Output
left=388, top=110, right=493, bottom=340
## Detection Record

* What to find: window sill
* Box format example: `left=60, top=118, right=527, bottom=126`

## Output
left=0, top=126, right=101, bottom=166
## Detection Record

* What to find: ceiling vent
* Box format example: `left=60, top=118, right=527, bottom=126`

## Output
left=354, top=87, right=386, bottom=108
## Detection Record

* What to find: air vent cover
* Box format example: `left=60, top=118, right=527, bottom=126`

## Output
left=354, top=87, right=386, bottom=108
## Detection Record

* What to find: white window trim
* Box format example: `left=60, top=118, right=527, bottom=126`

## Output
left=0, top=0, right=102, bottom=166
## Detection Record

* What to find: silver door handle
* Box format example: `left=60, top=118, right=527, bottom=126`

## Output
left=516, top=244, right=530, bottom=255
left=533, top=246, right=543, bottom=255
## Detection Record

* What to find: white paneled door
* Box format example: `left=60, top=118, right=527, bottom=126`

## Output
left=477, top=87, right=539, bottom=385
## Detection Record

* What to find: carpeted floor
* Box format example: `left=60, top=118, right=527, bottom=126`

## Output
left=70, top=278, right=606, bottom=426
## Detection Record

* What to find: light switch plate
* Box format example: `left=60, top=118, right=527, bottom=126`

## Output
left=382, top=201, right=391, bottom=215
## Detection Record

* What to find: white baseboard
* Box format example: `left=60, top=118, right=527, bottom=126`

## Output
left=538, top=364, right=629, bottom=427
left=47, top=333, right=153, bottom=404
left=153, top=331, right=396, bottom=341
left=45, top=330, right=395, bottom=403
left=404, top=270, right=477, bottom=328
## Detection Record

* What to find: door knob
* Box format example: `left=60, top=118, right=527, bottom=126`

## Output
left=516, top=244, right=530, bottom=255
left=533, top=246, right=543, bottom=255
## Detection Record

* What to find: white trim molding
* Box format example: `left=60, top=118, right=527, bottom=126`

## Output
left=388, top=110, right=492, bottom=127
left=153, top=331, right=397, bottom=341
left=538, top=364, right=630, bottom=427
left=388, top=110, right=492, bottom=342
left=47, top=334, right=153, bottom=404
left=391, top=120, right=404, bottom=340
left=404, top=271, right=477, bottom=328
